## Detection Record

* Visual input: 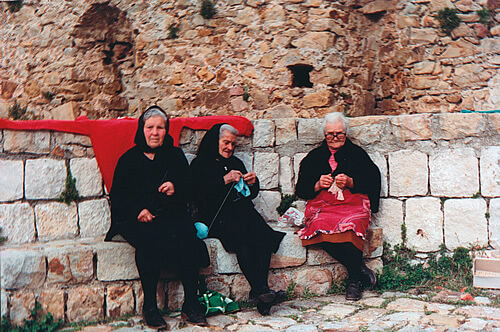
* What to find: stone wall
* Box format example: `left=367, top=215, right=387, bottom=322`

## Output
left=0, top=0, right=499, bottom=121
left=1, top=113, right=500, bottom=325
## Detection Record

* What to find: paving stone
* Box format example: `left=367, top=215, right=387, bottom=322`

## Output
left=0, top=249, right=46, bottom=290
left=405, top=197, right=443, bottom=252
left=78, top=198, right=111, bottom=238
left=317, top=303, right=357, bottom=319
left=254, top=152, right=279, bottom=189
left=455, top=305, right=500, bottom=321
left=25, top=158, right=66, bottom=199
left=389, top=150, right=428, bottom=197
left=3, top=130, right=50, bottom=154
left=420, top=313, right=465, bottom=328
left=429, top=148, right=479, bottom=197
left=0, top=159, right=23, bottom=202
left=0, top=202, right=36, bottom=244
left=35, top=202, right=78, bottom=241
left=480, top=146, right=500, bottom=197
left=70, top=158, right=103, bottom=197
left=372, top=198, right=404, bottom=246
left=444, top=198, right=488, bottom=250
left=347, top=308, right=388, bottom=324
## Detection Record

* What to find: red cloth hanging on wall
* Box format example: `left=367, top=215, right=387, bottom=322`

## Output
left=0, top=116, right=254, bottom=192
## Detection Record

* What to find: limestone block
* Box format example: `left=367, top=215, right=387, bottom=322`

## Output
left=0, top=249, right=46, bottom=290
left=293, top=268, right=332, bottom=296
left=232, top=7, right=259, bottom=25
left=254, top=152, right=279, bottom=189
left=78, top=199, right=111, bottom=238
left=205, top=276, right=231, bottom=300
left=291, top=32, right=334, bottom=51
left=35, top=202, right=78, bottom=241
left=369, top=152, right=387, bottom=197
left=231, top=274, right=251, bottom=301
left=390, top=114, right=432, bottom=142
left=51, top=102, right=78, bottom=120
left=133, top=281, right=144, bottom=314
left=9, top=291, right=35, bottom=326
left=1, top=289, right=7, bottom=318
left=303, top=90, right=333, bottom=108
left=408, top=28, right=438, bottom=44
left=307, top=246, right=337, bottom=265
left=4, top=130, right=50, bottom=154
left=444, top=198, right=488, bottom=250
left=488, top=199, right=500, bottom=249
left=167, top=280, right=184, bottom=311
left=254, top=190, right=281, bottom=221
left=233, top=152, right=253, bottom=173
left=106, top=285, right=134, bottom=318
left=66, top=287, right=104, bottom=323
left=185, top=153, right=195, bottom=165
left=271, top=230, right=307, bottom=268
left=405, top=197, right=443, bottom=252
left=297, top=118, right=323, bottom=144
left=279, top=156, right=294, bottom=195
left=52, top=132, right=94, bottom=158
left=275, top=118, right=297, bottom=145
left=372, top=198, right=404, bottom=246
left=25, top=158, right=66, bottom=200
left=480, top=146, right=500, bottom=197
left=0, top=159, right=23, bottom=202
left=46, top=253, right=72, bottom=284
left=95, top=242, right=138, bottom=281
left=70, top=158, right=103, bottom=197
left=37, top=289, right=65, bottom=321
left=389, top=150, right=428, bottom=197
left=363, top=227, right=384, bottom=258
left=293, top=153, right=308, bottom=183
left=435, top=113, right=483, bottom=140
left=349, top=116, right=388, bottom=146
left=253, top=119, right=275, bottom=148
left=430, top=149, right=479, bottom=197
left=43, top=243, right=94, bottom=283
left=206, top=238, right=241, bottom=274
left=0, top=203, right=35, bottom=244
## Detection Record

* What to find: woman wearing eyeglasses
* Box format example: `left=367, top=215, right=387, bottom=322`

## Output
left=295, top=112, right=381, bottom=301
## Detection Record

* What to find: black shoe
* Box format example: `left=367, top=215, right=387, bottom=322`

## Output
left=249, top=288, right=276, bottom=305
left=181, top=304, right=208, bottom=326
left=346, top=281, right=363, bottom=301
left=256, top=290, right=287, bottom=316
left=143, top=307, right=168, bottom=329
left=360, top=264, right=377, bottom=288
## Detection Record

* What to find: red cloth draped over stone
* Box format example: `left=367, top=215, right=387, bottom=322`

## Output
left=0, top=116, right=254, bottom=192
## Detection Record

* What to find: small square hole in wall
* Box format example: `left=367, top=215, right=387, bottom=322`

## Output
left=288, top=64, right=313, bottom=88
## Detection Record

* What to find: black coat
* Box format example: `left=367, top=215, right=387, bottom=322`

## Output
left=190, top=124, right=285, bottom=253
left=296, top=139, right=381, bottom=213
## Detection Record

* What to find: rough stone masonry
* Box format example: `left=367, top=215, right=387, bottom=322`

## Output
left=1, top=112, right=499, bottom=325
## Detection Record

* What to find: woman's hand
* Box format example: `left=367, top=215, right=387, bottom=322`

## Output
left=223, top=170, right=243, bottom=184
left=158, top=181, right=175, bottom=196
left=138, top=209, right=155, bottom=222
left=314, top=174, right=334, bottom=191
left=335, top=174, right=353, bottom=189
left=243, top=172, right=257, bottom=185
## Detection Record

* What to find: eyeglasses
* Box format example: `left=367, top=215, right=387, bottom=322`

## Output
left=325, top=132, right=346, bottom=140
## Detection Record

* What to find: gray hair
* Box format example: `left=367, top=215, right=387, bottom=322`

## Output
left=143, top=107, right=168, bottom=123
left=219, top=124, right=239, bottom=137
left=322, top=112, right=349, bottom=135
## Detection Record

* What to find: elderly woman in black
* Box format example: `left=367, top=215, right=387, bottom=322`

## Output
left=296, top=112, right=380, bottom=301
left=190, top=124, right=286, bottom=315
left=105, top=106, right=209, bottom=328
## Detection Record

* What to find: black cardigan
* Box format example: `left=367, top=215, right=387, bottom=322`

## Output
left=295, top=139, right=381, bottom=213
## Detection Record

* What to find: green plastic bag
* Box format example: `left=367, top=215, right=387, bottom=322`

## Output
left=198, top=289, right=240, bottom=316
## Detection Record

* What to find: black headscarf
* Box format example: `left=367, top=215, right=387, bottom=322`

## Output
left=196, top=123, right=225, bottom=160
left=134, top=106, right=174, bottom=153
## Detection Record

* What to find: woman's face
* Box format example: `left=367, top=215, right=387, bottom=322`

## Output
left=325, top=121, right=347, bottom=150
left=143, top=115, right=167, bottom=149
left=218, top=130, right=236, bottom=158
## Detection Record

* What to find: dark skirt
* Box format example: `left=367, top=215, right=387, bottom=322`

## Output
left=209, top=201, right=285, bottom=254
left=117, top=215, right=210, bottom=269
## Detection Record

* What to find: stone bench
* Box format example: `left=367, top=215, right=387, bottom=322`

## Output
left=0, top=225, right=383, bottom=325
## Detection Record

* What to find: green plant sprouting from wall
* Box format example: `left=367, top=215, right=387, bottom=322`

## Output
left=476, top=7, right=493, bottom=25
left=6, top=0, right=23, bottom=13
left=276, top=194, right=297, bottom=216
left=8, top=103, right=31, bottom=120
left=437, top=7, right=461, bottom=36
left=0, top=227, right=6, bottom=245
left=200, top=0, right=216, bottom=19
left=58, top=167, right=80, bottom=205
left=1, top=301, right=63, bottom=332
left=41, top=90, right=55, bottom=101
left=168, top=24, right=179, bottom=39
